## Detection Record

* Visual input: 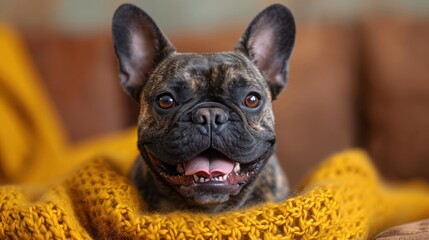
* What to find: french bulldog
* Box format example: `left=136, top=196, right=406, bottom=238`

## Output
left=112, top=3, right=296, bottom=213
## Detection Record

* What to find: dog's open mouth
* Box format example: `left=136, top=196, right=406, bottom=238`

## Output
left=151, top=148, right=267, bottom=191
left=144, top=146, right=272, bottom=206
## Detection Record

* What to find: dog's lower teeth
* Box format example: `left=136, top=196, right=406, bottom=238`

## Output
left=192, top=174, right=229, bottom=183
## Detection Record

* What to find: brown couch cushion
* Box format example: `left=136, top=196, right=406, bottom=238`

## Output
left=273, top=23, right=358, bottom=186
left=23, top=31, right=136, bottom=142
left=362, top=16, right=429, bottom=181
left=375, top=219, right=429, bottom=240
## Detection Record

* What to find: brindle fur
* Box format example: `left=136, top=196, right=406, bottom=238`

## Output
left=112, top=3, right=295, bottom=213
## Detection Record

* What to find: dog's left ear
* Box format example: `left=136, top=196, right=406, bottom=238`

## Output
left=236, top=4, right=296, bottom=100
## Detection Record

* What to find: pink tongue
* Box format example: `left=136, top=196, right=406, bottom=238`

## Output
left=184, top=155, right=235, bottom=177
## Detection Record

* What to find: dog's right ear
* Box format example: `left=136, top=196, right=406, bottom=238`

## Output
left=112, top=4, right=175, bottom=101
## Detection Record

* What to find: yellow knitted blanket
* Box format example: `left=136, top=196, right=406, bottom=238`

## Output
left=2, top=24, right=429, bottom=239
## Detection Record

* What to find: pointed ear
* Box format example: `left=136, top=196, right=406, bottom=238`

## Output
left=112, top=4, right=175, bottom=101
left=236, top=4, right=296, bottom=100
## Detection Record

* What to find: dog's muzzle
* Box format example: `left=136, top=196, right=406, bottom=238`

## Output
left=143, top=102, right=274, bottom=206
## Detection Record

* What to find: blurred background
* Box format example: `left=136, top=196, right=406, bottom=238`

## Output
left=1, top=0, right=429, bottom=187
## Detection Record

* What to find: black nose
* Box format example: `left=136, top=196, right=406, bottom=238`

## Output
left=192, top=107, right=229, bottom=134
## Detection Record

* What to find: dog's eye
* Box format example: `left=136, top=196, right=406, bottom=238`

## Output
left=244, top=93, right=261, bottom=108
left=157, top=94, right=175, bottom=109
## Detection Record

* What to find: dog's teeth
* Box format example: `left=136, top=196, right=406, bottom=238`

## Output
left=194, top=175, right=231, bottom=182
left=176, top=164, right=184, bottom=174
left=234, top=163, right=240, bottom=173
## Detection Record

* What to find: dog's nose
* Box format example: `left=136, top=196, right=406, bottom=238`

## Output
left=192, top=108, right=229, bottom=134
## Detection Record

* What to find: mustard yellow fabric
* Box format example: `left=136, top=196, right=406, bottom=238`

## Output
left=0, top=24, right=138, bottom=185
left=0, top=24, right=67, bottom=184
left=1, top=24, right=429, bottom=239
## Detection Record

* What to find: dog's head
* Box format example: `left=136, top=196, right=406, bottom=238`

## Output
left=112, top=4, right=295, bottom=208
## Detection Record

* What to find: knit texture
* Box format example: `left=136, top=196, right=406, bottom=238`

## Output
left=2, top=24, right=429, bottom=239
left=2, top=150, right=429, bottom=239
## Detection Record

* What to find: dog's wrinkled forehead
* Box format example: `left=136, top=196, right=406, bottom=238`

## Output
left=144, top=52, right=270, bottom=99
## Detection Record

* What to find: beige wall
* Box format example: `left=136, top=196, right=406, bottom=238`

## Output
left=1, top=0, right=428, bottom=34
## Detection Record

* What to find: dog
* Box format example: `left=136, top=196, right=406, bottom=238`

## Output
left=112, top=3, right=296, bottom=213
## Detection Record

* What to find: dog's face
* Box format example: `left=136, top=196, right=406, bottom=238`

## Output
left=112, top=4, right=295, bottom=208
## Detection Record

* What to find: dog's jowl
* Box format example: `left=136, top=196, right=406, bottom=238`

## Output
left=112, top=3, right=295, bottom=212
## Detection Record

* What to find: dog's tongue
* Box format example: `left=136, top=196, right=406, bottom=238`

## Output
left=184, top=155, right=235, bottom=177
